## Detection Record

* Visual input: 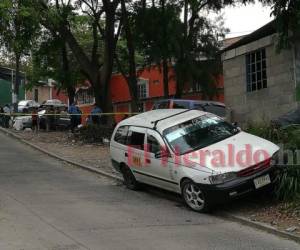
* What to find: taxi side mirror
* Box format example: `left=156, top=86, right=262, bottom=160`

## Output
left=232, top=122, right=241, bottom=131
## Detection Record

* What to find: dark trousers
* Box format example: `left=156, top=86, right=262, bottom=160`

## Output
left=71, top=117, right=77, bottom=132
left=4, top=115, right=9, bottom=128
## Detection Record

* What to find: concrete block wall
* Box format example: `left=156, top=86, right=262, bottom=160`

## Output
left=223, top=34, right=297, bottom=126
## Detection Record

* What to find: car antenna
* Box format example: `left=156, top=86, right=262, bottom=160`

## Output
left=151, top=109, right=194, bottom=130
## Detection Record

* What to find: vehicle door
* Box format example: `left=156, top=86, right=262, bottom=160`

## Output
left=110, top=125, right=130, bottom=169
left=143, top=129, right=177, bottom=190
left=125, top=126, right=148, bottom=182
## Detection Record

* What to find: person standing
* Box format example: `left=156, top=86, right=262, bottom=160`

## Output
left=68, top=103, right=78, bottom=133
left=31, top=107, right=39, bottom=133
left=0, top=106, right=4, bottom=127
left=3, top=104, right=11, bottom=128
left=91, top=103, right=102, bottom=125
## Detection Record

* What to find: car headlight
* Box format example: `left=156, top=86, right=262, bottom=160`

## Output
left=209, top=172, right=237, bottom=185
left=270, top=151, right=279, bottom=166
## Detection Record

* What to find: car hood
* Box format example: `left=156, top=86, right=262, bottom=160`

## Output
left=181, top=131, right=279, bottom=174
left=15, top=116, right=31, bottom=121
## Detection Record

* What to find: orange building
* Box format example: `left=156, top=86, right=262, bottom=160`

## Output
left=74, top=65, right=224, bottom=123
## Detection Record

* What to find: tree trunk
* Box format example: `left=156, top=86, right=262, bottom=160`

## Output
left=40, top=2, right=118, bottom=124
left=100, top=4, right=117, bottom=120
left=160, top=0, right=169, bottom=98
left=162, top=58, right=169, bottom=98
left=175, top=0, right=188, bottom=98
left=61, top=43, right=76, bottom=105
left=120, top=0, right=139, bottom=112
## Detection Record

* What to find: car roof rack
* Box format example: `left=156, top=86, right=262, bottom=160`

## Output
left=151, top=109, right=195, bottom=130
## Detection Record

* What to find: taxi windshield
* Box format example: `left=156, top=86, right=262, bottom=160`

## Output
left=163, top=115, right=239, bottom=155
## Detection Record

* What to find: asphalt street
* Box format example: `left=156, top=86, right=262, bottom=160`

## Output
left=0, top=132, right=299, bottom=250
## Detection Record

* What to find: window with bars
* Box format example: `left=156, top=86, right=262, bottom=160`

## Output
left=246, top=48, right=267, bottom=92
left=76, top=88, right=95, bottom=105
left=137, top=78, right=149, bottom=99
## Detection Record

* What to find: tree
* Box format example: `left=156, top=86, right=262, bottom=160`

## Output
left=30, top=30, right=81, bottom=104
left=134, top=2, right=182, bottom=98
left=30, top=15, right=97, bottom=105
left=173, top=0, right=232, bottom=98
left=134, top=0, right=236, bottom=99
left=115, top=0, right=140, bottom=112
left=34, top=0, right=121, bottom=120
left=0, top=0, right=39, bottom=110
left=261, top=0, right=300, bottom=48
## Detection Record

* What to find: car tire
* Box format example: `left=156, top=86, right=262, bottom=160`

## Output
left=121, top=165, right=139, bottom=190
left=181, top=179, right=210, bottom=213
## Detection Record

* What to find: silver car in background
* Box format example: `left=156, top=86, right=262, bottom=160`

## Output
left=17, top=100, right=40, bottom=113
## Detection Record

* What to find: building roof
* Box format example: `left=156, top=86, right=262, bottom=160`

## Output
left=223, top=20, right=276, bottom=52
left=222, top=35, right=246, bottom=49
left=0, top=66, right=25, bottom=82
left=117, top=109, right=207, bottom=133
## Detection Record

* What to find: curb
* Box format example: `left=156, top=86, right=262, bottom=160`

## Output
left=0, top=127, right=123, bottom=182
left=219, top=213, right=300, bottom=244
left=1, top=127, right=300, bottom=244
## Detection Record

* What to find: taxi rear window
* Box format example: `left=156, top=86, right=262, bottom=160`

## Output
left=114, top=126, right=129, bottom=144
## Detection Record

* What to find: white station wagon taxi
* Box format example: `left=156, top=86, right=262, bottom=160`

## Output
left=110, top=109, right=279, bottom=212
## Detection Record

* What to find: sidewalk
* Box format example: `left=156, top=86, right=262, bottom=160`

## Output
left=1, top=127, right=300, bottom=242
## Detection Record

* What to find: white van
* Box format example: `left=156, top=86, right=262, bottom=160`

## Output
left=110, top=109, right=279, bottom=212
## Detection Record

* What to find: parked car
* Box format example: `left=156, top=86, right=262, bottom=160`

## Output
left=152, top=99, right=227, bottom=119
left=271, top=107, right=300, bottom=128
left=37, top=99, right=69, bottom=129
left=18, top=100, right=40, bottom=113
left=14, top=99, right=70, bottom=130
left=38, top=109, right=71, bottom=130
left=40, top=99, right=67, bottom=109
left=110, top=109, right=279, bottom=212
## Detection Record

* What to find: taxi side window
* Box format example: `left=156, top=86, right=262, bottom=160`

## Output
left=127, top=131, right=145, bottom=150
left=114, top=126, right=129, bottom=145
left=147, top=135, right=160, bottom=154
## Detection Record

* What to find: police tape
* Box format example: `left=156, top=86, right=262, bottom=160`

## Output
left=0, top=112, right=139, bottom=116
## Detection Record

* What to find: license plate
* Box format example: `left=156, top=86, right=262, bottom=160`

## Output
left=254, top=174, right=271, bottom=189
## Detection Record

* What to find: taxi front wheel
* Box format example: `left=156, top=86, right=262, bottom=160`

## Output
left=121, top=165, right=139, bottom=190
left=181, top=179, right=210, bottom=213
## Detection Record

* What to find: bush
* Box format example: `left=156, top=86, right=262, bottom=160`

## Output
left=246, top=123, right=300, bottom=150
left=246, top=123, right=300, bottom=202
left=246, top=122, right=287, bottom=144
left=275, top=167, right=300, bottom=201
left=77, top=124, right=114, bottom=143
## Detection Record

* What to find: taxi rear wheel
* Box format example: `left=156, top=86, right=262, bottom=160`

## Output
left=181, top=179, right=210, bottom=212
left=121, top=165, right=139, bottom=190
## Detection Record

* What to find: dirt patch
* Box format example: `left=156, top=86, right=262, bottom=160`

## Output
left=222, top=193, right=300, bottom=236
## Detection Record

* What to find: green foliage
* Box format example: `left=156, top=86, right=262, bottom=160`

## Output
left=0, top=0, right=39, bottom=56
left=29, top=19, right=88, bottom=90
left=246, top=123, right=287, bottom=144
left=134, top=4, right=182, bottom=66
left=247, top=123, right=300, bottom=150
left=261, top=0, right=300, bottom=49
left=246, top=122, right=300, bottom=202
left=275, top=167, right=300, bottom=201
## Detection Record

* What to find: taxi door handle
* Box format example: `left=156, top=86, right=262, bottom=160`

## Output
left=125, top=152, right=128, bottom=157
